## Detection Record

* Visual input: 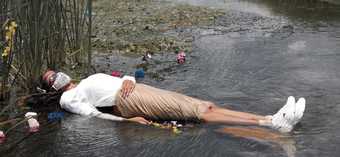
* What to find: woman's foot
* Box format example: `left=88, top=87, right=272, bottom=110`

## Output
left=291, top=97, right=305, bottom=125
left=270, top=96, right=306, bottom=133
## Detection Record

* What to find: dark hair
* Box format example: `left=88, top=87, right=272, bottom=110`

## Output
left=24, top=73, right=63, bottom=112
left=25, top=92, right=63, bottom=112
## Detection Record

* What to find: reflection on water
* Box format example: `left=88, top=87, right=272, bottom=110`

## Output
left=171, top=0, right=340, bottom=23
left=254, top=0, right=340, bottom=23
left=2, top=0, right=340, bottom=157
left=216, top=127, right=297, bottom=157
left=169, top=0, right=274, bottom=17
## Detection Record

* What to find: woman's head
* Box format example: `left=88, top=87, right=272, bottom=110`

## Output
left=24, top=70, right=69, bottom=112
left=42, top=70, right=71, bottom=91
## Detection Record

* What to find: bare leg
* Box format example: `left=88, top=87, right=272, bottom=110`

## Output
left=203, top=102, right=268, bottom=121
left=200, top=96, right=304, bottom=133
left=200, top=105, right=272, bottom=126
left=214, top=107, right=267, bottom=121
left=201, top=110, right=260, bottom=126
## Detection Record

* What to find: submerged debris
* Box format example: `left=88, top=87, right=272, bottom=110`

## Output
left=151, top=121, right=182, bottom=134
left=111, top=70, right=122, bottom=77
left=176, top=50, right=186, bottom=64
left=142, top=52, right=152, bottom=61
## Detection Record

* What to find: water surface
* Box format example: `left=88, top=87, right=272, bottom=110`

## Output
left=2, top=0, right=340, bottom=157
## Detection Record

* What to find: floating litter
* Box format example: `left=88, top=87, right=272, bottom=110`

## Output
left=25, top=112, right=40, bottom=133
left=142, top=52, right=152, bottom=61
left=177, top=51, right=186, bottom=64
left=151, top=121, right=182, bottom=134
left=48, top=112, right=65, bottom=122
left=111, top=71, right=122, bottom=77
left=0, top=131, right=5, bottom=144
left=135, top=68, right=145, bottom=78
left=170, top=121, right=177, bottom=125
left=147, top=53, right=152, bottom=59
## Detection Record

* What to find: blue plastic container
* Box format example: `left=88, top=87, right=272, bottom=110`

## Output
left=135, top=68, right=145, bottom=78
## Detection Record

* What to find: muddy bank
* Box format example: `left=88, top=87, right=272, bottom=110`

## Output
left=92, top=0, right=225, bottom=55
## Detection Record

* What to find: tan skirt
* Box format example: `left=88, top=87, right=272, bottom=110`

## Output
left=115, top=83, right=211, bottom=121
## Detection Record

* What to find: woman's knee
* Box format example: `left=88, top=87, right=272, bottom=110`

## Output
left=204, top=101, right=217, bottom=108
left=201, top=102, right=220, bottom=114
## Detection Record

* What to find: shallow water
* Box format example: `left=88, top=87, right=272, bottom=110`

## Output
left=2, top=0, right=340, bottom=157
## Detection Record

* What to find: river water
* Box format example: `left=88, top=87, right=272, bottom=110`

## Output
left=2, top=0, right=340, bottom=157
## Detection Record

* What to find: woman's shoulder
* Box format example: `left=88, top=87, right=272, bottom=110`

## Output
left=82, top=73, right=120, bottom=84
left=60, top=88, right=78, bottom=105
left=87, top=73, right=111, bottom=79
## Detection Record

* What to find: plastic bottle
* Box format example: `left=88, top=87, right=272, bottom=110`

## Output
left=0, top=131, right=5, bottom=144
left=135, top=68, right=145, bottom=78
left=177, top=51, right=186, bottom=64
left=111, top=71, right=122, bottom=77
left=25, top=112, right=40, bottom=133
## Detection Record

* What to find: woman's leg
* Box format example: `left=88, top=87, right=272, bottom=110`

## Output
left=203, top=102, right=268, bottom=121
left=201, top=111, right=260, bottom=125
left=214, top=107, right=267, bottom=121
left=200, top=105, right=271, bottom=126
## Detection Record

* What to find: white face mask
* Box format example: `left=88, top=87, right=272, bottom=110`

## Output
left=52, top=72, right=71, bottom=91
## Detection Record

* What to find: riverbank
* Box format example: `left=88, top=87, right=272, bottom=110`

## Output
left=92, top=0, right=225, bottom=55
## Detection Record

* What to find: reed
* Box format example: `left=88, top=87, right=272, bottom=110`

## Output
left=0, top=0, right=92, bottom=103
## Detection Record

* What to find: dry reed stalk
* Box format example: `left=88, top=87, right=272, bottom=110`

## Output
left=0, top=0, right=92, bottom=113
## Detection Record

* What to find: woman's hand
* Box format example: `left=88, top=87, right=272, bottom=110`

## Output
left=126, top=117, right=151, bottom=125
left=121, top=80, right=135, bottom=98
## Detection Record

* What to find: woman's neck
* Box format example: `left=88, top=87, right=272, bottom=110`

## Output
left=63, top=82, right=77, bottom=91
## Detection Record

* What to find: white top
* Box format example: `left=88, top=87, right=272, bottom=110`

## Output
left=59, top=73, right=136, bottom=121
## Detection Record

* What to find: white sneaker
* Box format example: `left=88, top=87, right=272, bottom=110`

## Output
left=271, top=96, right=296, bottom=133
left=279, top=97, right=306, bottom=126
left=291, top=97, right=305, bottom=126
left=271, top=96, right=306, bottom=133
left=276, top=96, right=296, bottom=119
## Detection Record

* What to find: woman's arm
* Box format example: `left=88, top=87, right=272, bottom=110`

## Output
left=96, top=113, right=151, bottom=125
left=95, top=113, right=125, bottom=121
left=62, top=102, right=151, bottom=124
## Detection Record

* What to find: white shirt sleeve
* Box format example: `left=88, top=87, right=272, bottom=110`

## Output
left=60, top=88, right=125, bottom=121
left=59, top=89, right=99, bottom=116
left=62, top=101, right=101, bottom=116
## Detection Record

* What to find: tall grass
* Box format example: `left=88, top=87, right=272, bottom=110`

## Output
left=0, top=0, right=92, bottom=103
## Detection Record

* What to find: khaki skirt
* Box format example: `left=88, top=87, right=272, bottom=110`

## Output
left=115, top=83, right=211, bottom=121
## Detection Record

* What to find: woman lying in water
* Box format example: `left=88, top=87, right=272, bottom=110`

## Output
left=30, top=70, right=305, bottom=133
